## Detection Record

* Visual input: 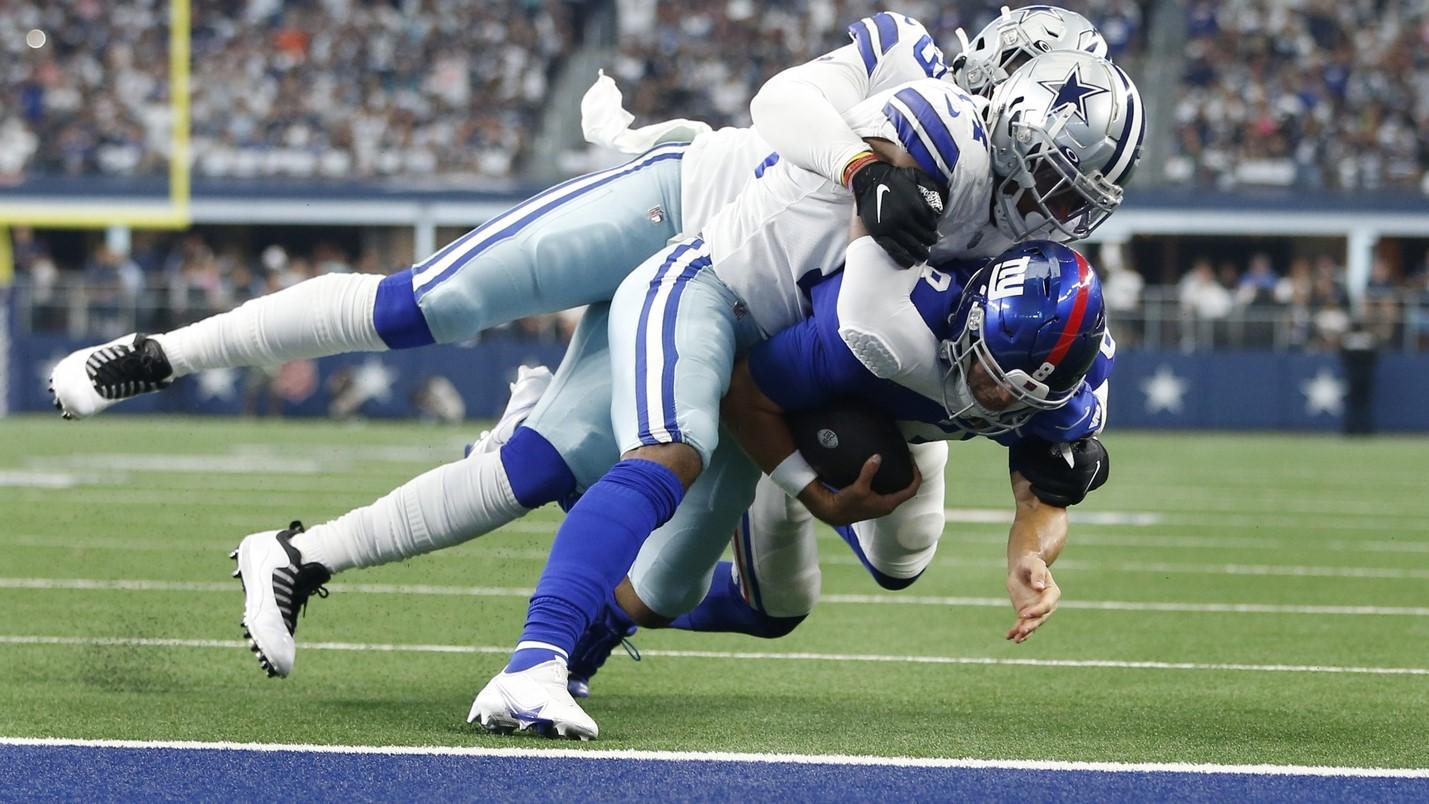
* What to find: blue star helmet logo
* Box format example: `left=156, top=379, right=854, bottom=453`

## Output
left=1036, top=65, right=1109, bottom=124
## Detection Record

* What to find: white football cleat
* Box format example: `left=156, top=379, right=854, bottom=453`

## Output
left=230, top=522, right=331, bottom=678
left=49, top=333, right=174, bottom=420
left=465, top=365, right=554, bottom=457
left=468, top=659, right=599, bottom=740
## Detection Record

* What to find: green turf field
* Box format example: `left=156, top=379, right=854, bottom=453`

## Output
left=1, top=416, right=1426, bottom=766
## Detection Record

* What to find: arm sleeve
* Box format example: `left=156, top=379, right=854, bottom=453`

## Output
left=835, top=236, right=945, bottom=401
left=747, top=316, right=874, bottom=413
left=748, top=45, right=872, bottom=188
left=749, top=13, right=946, bottom=186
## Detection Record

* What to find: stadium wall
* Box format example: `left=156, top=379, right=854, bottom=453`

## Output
left=5, top=325, right=1427, bottom=432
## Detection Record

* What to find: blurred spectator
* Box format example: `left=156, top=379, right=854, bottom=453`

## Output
left=1171, top=0, right=1429, bottom=191
left=1236, top=252, right=1279, bottom=306
left=1179, top=258, right=1233, bottom=320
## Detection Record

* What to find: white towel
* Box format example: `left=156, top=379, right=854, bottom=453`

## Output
left=580, top=70, right=712, bottom=154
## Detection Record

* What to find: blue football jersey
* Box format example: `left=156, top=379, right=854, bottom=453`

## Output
left=746, top=263, right=1113, bottom=448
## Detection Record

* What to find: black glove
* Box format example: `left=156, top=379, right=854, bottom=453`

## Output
left=1009, top=437, right=1110, bottom=507
left=849, top=160, right=945, bottom=268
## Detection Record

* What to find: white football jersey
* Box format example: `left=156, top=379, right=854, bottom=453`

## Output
left=687, top=78, right=990, bottom=335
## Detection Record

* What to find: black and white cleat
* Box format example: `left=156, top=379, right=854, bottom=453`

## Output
left=49, top=333, right=174, bottom=420
left=230, top=522, right=330, bottom=678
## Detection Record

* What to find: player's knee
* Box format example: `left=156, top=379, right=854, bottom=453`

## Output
left=616, top=580, right=674, bottom=628
left=757, top=564, right=822, bottom=620
left=624, top=442, right=702, bottom=489
left=747, top=612, right=807, bottom=639
left=860, top=511, right=942, bottom=588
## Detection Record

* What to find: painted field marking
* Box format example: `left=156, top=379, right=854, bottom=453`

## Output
left=1, top=736, right=1427, bottom=778
left=944, top=508, right=1428, bottom=534
left=6, top=533, right=1424, bottom=581
left=3, top=577, right=1426, bottom=617
left=1, top=636, right=1426, bottom=678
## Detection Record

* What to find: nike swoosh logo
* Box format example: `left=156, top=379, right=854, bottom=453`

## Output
left=1082, top=460, right=1102, bottom=497
left=876, top=184, right=890, bottom=223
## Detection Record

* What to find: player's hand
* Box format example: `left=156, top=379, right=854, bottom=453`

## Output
left=849, top=161, right=944, bottom=268
left=1005, top=553, right=1061, bottom=643
left=799, top=454, right=921, bottom=526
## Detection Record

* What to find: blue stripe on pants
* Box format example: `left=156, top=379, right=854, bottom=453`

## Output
left=656, top=255, right=711, bottom=442
left=633, top=239, right=702, bottom=446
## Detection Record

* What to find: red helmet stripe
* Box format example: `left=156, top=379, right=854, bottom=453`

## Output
left=1045, top=251, right=1091, bottom=367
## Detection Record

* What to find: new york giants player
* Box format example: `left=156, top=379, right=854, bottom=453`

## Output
left=48, top=10, right=953, bottom=420
left=586, top=240, right=1113, bottom=675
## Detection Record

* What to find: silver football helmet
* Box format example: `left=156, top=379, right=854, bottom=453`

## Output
left=951, top=5, right=1109, bottom=99
left=985, top=50, right=1143, bottom=243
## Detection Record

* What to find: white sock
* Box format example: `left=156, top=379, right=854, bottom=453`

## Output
left=156, top=273, right=388, bottom=377
left=289, top=449, right=530, bottom=573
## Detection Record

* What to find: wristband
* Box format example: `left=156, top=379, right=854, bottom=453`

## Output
left=770, top=451, right=819, bottom=498
left=842, top=150, right=879, bottom=188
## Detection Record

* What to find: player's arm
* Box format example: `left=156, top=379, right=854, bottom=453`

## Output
left=1002, top=437, right=1111, bottom=642
left=1004, top=470, right=1069, bottom=643
left=751, top=14, right=945, bottom=266
left=722, top=331, right=918, bottom=527
left=835, top=231, right=948, bottom=400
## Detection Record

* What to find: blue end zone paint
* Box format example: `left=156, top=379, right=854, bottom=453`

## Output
left=2, top=746, right=1426, bottom=803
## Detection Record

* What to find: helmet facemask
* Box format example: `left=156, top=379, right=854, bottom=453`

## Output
left=991, top=107, right=1124, bottom=242
left=938, top=303, right=1074, bottom=436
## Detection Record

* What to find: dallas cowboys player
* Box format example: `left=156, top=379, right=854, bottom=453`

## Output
left=48, top=10, right=954, bottom=420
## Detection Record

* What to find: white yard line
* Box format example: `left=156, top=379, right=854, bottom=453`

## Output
left=1, top=636, right=1426, bottom=679
left=1, top=736, right=1425, bottom=777
left=942, top=508, right=1428, bottom=534
left=1, top=576, right=1426, bottom=616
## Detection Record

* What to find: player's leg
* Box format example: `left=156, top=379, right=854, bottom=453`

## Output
left=473, top=238, right=757, bottom=737
left=667, top=473, right=822, bottom=636
left=233, top=307, right=618, bottom=679
left=833, top=440, right=948, bottom=588
left=49, top=143, right=687, bottom=419
left=565, top=438, right=764, bottom=695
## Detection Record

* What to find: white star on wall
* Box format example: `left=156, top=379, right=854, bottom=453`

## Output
left=1140, top=365, right=1188, bottom=415
left=1301, top=368, right=1346, bottom=417
left=196, top=368, right=238, bottom=401
left=350, top=358, right=397, bottom=405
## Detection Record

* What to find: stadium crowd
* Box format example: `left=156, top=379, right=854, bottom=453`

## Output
left=2, top=0, right=1146, bottom=182
left=1171, top=0, right=1429, bottom=191
left=609, top=0, right=1144, bottom=131
left=1, top=0, right=585, bottom=182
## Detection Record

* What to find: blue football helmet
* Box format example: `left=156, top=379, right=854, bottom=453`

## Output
left=939, top=240, right=1106, bottom=435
